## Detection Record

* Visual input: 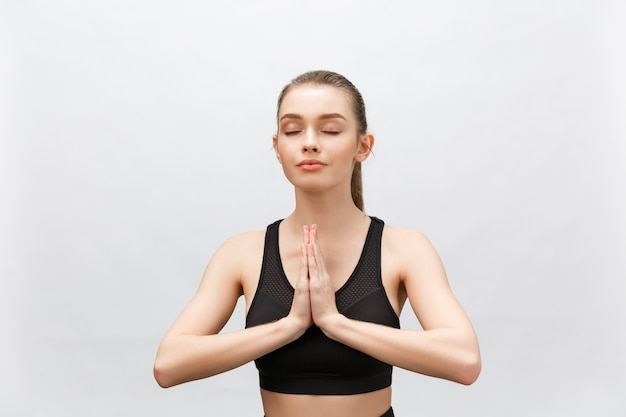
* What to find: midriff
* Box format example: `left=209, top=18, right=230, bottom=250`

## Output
left=260, top=386, right=392, bottom=417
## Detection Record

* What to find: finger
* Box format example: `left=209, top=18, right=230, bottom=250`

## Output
left=309, top=227, right=325, bottom=275
left=300, top=242, right=309, bottom=281
left=307, top=242, right=316, bottom=274
left=308, top=246, right=325, bottom=294
left=303, top=225, right=310, bottom=245
left=309, top=224, right=317, bottom=244
left=308, top=226, right=319, bottom=261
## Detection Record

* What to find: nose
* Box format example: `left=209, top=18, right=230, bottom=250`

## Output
left=302, top=129, right=319, bottom=153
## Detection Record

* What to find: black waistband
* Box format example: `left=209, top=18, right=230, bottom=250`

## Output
left=381, top=406, right=395, bottom=417
left=264, top=406, right=393, bottom=417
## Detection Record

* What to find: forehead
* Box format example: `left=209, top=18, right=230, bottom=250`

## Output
left=279, top=84, right=352, bottom=118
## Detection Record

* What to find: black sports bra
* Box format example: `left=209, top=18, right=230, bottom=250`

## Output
left=245, top=217, right=400, bottom=395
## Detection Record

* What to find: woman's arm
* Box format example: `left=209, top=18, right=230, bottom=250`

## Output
left=153, top=231, right=310, bottom=388
left=314, top=227, right=481, bottom=385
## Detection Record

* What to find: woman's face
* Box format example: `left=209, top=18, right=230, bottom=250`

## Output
left=273, top=84, right=371, bottom=193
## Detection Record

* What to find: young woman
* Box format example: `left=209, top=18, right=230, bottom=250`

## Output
left=153, top=70, right=481, bottom=417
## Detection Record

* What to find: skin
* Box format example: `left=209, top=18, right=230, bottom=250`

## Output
left=153, top=84, right=481, bottom=417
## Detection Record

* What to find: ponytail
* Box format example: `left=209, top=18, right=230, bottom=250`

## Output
left=351, top=162, right=364, bottom=211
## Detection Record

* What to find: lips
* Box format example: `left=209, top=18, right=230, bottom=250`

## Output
left=297, top=159, right=327, bottom=171
left=297, top=159, right=326, bottom=167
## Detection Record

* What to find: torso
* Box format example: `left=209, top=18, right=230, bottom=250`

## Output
left=239, top=217, right=408, bottom=417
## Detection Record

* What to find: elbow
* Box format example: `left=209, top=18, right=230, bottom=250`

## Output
left=153, top=357, right=178, bottom=389
left=455, top=351, right=482, bottom=386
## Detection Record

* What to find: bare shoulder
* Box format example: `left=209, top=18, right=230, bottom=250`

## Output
left=381, top=223, right=441, bottom=264
left=216, top=228, right=266, bottom=257
left=205, top=227, right=267, bottom=299
left=378, top=223, right=446, bottom=315
left=382, top=223, right=432, bottom=245
left=381, top=222, right=449, bottom=289
left=208, top=228, right=266, bottom=277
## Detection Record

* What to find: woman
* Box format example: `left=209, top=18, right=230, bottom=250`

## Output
left=153, top=70, right=481, bottom=417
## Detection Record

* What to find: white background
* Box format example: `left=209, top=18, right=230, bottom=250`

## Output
left=1, top=1, right=625, bottom=416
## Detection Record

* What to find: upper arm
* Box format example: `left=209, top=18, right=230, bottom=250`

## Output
left=396, top=229, right=475, bottom=333
left=162, top=231, right=262, bottom=339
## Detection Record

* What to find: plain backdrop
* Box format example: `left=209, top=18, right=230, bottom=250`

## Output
left=1, top=1, right=625, bottom=416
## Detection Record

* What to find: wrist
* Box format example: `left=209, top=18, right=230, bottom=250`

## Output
left=279, top=315, right=309, bottom=343
left=317, top=313, right=346, bottom=342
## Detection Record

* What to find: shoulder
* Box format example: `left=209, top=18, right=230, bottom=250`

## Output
left=218, top=228, right=267, bottom=254
left=381, top=223, right=437, bottom=255
left=210, top=228, right=268, bottom=273
left=380, top=223, right=443, bottom=277
left=213, top=219, right=283, bottom=255
left=219, top=226, right=272, bottom=297
left=199, top=226, right=269, bottom=291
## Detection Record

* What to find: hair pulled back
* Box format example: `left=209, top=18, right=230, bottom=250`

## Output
left=276, top=70, right=369, bottom=211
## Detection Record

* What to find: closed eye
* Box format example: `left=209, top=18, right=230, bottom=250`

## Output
left=322, top=131, right=340, bottom=135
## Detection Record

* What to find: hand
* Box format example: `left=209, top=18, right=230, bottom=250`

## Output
left=286, top=226, right=313, bottom=335
left=305, top=225, right=340, bottom=331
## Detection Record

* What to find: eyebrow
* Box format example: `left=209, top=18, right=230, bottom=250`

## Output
left=279, top=113, right=347, bottom=122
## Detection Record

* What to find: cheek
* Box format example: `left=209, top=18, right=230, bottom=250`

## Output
left=275, top=141, right=300, bottom=166
left=335, top=140, right=360, bottom=161
left=274, top=141, right=288, bottom=159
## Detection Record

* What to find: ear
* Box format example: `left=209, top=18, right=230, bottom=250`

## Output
left=354, top=133, right=374, bottom=162
left=272, top=135, right=281, bottom=163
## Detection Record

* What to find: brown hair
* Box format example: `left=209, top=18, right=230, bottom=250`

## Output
left=276, top=70, right=369, bottom=211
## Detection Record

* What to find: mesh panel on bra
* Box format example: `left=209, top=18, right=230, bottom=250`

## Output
left=257, top=220, right=294, bottom=309
left=335, top=218, right=383, bottom=312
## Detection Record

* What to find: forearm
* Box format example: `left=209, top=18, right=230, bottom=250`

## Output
left=154, top=317, right=303, bottom=388
left=322, top=315, right=481, bottom=385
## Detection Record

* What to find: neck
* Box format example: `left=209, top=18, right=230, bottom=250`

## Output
left=284, top=187, right=367, bottom=235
